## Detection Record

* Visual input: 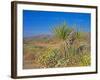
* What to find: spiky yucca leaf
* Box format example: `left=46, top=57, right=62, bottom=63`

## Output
left=53, top=23, right=72, bottom=40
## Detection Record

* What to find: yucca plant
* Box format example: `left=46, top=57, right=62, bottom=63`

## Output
left=52, top=22, right=72, bottom=58
left=52, top=22, right=71, bottom=40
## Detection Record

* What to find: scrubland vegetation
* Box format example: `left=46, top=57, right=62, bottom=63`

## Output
left=23, top=22, right=91, bottom=69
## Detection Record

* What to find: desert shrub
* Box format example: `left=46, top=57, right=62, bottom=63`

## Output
left=79, top=54, right=91, bottom=66
left=55, top=54, right=81, bottom=67
left=55, top=58, right=68, bottom=67
left=76, top=44, right=90, bottom=55
left=38, top=48, right=61, bottom=68
left=66, top=55, right=81, bottom=66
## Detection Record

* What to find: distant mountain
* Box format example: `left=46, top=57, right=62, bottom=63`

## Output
left=24, top=34, right=53, bottom=43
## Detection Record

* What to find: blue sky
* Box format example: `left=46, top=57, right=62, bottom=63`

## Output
left=23, top=10, right=91, bottom=37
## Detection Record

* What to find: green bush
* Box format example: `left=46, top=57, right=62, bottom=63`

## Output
left=79, top=54, right=91, bottom=66
left=55, top=58, right=68, bottom=67
left=38, top=48, right=61, bottom=68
